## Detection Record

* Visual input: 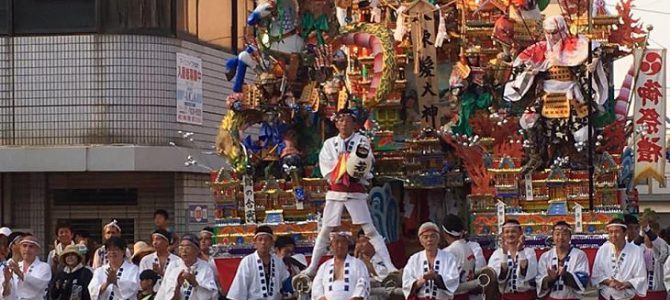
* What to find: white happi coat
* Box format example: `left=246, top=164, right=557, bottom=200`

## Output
left=467, top=241, right=487, bottom=270
left=155, top=257, right=218, bottom=300
left=592, top=241, right=647, bottom=299
left=88, top=260, right=139, bottom=300
left=92, top=246, right=132, bottom=269
left=402, top=249, right=460, bottom=299
left=319, top=132, right=373, bottom=199
left=444, top=240, right=477, bottom=298
left=6, top=258, right=51, bottom=300
left=139, top=251, right=180, bottom=291
left=488, top=247, right=538, bottom=294
left=536, top=247, right=590, bottom=299
left=312, top=255, right=370, bottom=300
left=228, top=251, right=290, bottom=300
left=369, top=253, right=390, bottom=283
left=639, top=237, right=669, bottom=292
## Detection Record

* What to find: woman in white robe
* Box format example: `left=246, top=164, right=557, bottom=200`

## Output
left=313, top=231, right=370, bottom=300
left=88, top=236, right=140, bottom=300
left=592, top=219, right=647, bottom=300
left=403, top=222, right=459, bottom=299
left=156, top=234, right=218, bottom=300
left=3, top=235, right=51, bottom=300
left=536, top=221, right=590, bottom=300
left=228, top=226, right=290, bottom=300
left=92, top=220, right=132, bottom=269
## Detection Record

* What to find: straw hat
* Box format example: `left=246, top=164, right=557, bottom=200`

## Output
left=131, top=241, right=155, bottom=265
left=60, top=244, right=83, bottom=263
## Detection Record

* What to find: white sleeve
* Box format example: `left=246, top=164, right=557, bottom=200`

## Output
left=487, top=250, right=507, bottom=282
left=92, top=249, right=103, bottom=270
left=227, top=257, right=250, bottom=300
left=471, top=243, right=487, bottom=270
left=22, top=263, right=51, bottom=294
left=569, top=250, right=589, bottom=293
left=139, top=255, right=152, bottom=272
left=438, top=252, right=460, bottom=296
left=311, top=263, right=326, bottom=300
left=664, top=256, right=670, bottom=291
left=112, top=265, right=139, bottom=299
left=47, top=250, right=55, bottom=267
left=652, top=238, right=670, bottom=265
left=626, top=247, right=649, bottom=297
left=318, top=140, right=337, bottom=182
left=402, top=255, right=419, bottom=298
left=352, top=260, right=370, bottom=299
left=591, top=247, right=608, bottom=286
left=155, top=265, right=177, bottom=300
left=88, top=268, right=106, bottom=300
left=535, top=252, right=550, bottom=297
left=194, top=264, right=218, bottom=299
left=518, top=248, right=538, bottom=284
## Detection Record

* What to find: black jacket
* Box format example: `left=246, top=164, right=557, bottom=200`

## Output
left=49, top=265, right=93, bottom=300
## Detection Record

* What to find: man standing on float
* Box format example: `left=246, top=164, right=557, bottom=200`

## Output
left=302, top=108, right=397, bottom=277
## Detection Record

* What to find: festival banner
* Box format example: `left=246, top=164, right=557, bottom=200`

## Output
left=405, top=1, right=441, bottom=128
left=176, top=53, right=203, bottom=125
left=633, top=48, right=666, bottom=186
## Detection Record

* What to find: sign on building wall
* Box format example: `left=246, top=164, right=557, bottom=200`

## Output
left=188, top=205, right=208, bottom=223
left=633, top=48, right=666, bottom=186
left=176, top=53, right=203, bottom=125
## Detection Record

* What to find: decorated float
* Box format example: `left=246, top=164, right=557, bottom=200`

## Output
left=205, top=0, right=665, bottom=288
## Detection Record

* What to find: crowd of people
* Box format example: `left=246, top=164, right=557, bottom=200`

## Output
left=0, top=209, right=224, bottom=300
left=223, top=213, right=670, bottom=300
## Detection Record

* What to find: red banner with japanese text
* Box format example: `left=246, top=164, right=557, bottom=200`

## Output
left=633, top=48, right=666, bottom=186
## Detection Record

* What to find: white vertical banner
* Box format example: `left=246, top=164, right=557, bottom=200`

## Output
left=176, top=53, right=203, bottom=125
left=574, top=204, right=583, bottom=233
left=633, top=49, right=666, bottom=186
left=524, top=173, right=534, bottom=201
left=496, top=200, right=505, bottom=234
left=243, top=175, right=256, bottom=224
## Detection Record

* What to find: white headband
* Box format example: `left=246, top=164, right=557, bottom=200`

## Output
left=606, top=223, right=627, bottom=229
left=329, top=231, right=352, bottom=241
left=441, top=225, right=463, bottom=237
left=200, top=230, right=214, bottom=237
left=19, top=238, right=41, bottom=249
left=152, top=232, right=169, bottom=241
left=501, top=223, right=521, bottom=229
left=553, top=225, right=572, bottom=232
left=254, top=232, right=273, bottom=240
left=105, top=220, right=122, bottom=232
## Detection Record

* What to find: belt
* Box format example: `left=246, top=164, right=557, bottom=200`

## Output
left=328, top=183, right=365, bottom=193
left=633, top=290, right=668, bottom=300
left=502, top=290, right=536, bottom=300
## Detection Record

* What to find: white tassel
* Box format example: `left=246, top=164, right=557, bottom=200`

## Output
left=394, top=6, right=407, bottom=42
left=370, top=0, right=382, bottom=23
left=435, top=5, right=447, bottom=47
left=336, top=7, right=347, bottom=27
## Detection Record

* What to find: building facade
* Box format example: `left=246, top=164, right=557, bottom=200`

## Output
left=0, top=0, right=253, bottom=252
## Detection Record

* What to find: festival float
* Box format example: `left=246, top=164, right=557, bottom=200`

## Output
left=205, top=0, right=665, bottom=289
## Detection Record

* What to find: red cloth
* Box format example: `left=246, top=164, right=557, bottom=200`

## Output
left=328, top=182, right=365, bottom=193
left=634, top=291, right=668, bottom=300
left=546, top=297, right=579, bottom=300
left=501, top=291, right=536, bottom=300
left=453, top=293, right=470, bottom=300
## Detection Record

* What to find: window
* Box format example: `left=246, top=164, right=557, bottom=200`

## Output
left=60, top=218, right=135, bottom=243
left=177, top=0, right=252, bottom=52
left=99, top=0, right=173, bottom=35
left=12, top=0, right=96, bottom=34
left=53, top=188, right=139, bottom=206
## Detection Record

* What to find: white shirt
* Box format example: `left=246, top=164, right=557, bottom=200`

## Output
left=228, top=251, right=290, bottom=300
left=138, top=251, right=180, bottom=291
left=536, top=247, right=590, bottom=299
left=444, top=239, right=477, bottom=297
left=155, top=257, right=218, bottom=300
left=368, top=253, right=390, bottom=283
left=637, top=237, right=669, bottom=292
left=467, top=241, right=487, bottom=270
left=88, top=260, right=139, bottom=300
left=592, top=241, right=647, bottom=299
left=313, top=255, right=370, bottom=300
left=6, top=258, right=51, bottom=300
left=402, top=249, right=460, bottom=299
left=319, top=132, right=373, bottom=201
left=488, top=247, right=538, bottom=294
